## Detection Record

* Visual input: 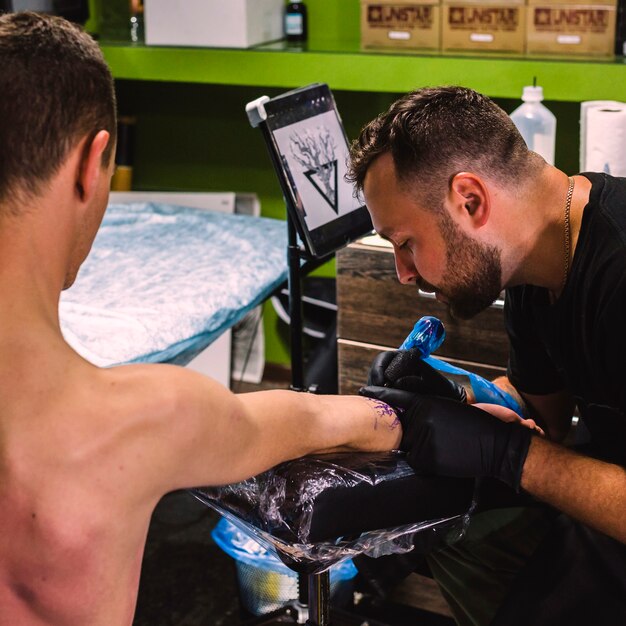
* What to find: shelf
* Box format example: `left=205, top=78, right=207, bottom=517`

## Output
left=100, top=40, right=626, bottom=102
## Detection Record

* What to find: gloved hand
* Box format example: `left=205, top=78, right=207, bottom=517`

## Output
left=360, top=348, right=467, bottom=410
left=398, top=394, right=533, bottom=491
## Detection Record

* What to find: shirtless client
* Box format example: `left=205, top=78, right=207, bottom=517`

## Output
left=0, top=13, right=402, bottom=626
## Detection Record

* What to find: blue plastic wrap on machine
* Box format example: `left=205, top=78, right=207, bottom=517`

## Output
left=401, top=316, right=523, bottom=415
left=59, top=203, right=288, bottom=367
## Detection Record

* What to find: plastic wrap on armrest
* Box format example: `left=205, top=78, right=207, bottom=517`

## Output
left=192, top=451, right=476, bottom=574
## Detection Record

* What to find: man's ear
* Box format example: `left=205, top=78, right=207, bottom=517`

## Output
left=448, top=172, right=490, bottom=228
left=76, top=130, right=111, bottom=202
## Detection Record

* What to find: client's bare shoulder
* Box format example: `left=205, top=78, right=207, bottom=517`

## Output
left=86, top=362, right=244, bottom=497
left=0, top=359, right=231, bottom=536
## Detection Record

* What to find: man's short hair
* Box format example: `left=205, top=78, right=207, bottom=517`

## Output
left=347, top=86, right=535, bottom=208
left=0, top=11, right=116, bottom=207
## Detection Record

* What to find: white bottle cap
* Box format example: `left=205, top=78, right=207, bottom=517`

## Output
left=521, top=86, right=544, bottom=102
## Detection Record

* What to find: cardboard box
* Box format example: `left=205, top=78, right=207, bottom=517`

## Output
left=526, top=0, right=616, bottom=56
left=361, top=0, right=441, bottom=50
left=144, top=0, right=284, bottom=48
left=442, top=0, right=526, bottom=52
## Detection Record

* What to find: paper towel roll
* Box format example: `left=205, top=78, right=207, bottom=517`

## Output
left=580, top=101, right=626, bottom=177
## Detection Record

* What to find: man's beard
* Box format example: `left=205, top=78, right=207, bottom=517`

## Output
left=433, top=211, right=502, bottom=320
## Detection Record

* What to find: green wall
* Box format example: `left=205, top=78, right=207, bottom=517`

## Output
left=307, top=0, right=361, bottom=45
left=99, top=0, right=582, bottom=366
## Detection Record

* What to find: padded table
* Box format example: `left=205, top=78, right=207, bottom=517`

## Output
left=60, top=201, right=288, bottom=367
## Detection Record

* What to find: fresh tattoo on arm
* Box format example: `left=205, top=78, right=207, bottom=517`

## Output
left=364, top=397, right=402, bottom=431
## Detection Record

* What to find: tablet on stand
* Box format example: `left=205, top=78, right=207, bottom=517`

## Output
left=246, top=83, right=373, bottom=393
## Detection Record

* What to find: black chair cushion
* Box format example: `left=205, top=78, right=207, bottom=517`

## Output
left=192, top=451, right=475, bottom=573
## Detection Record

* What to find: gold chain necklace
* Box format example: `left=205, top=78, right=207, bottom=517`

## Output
left=562, top=176, right=575, bottom=290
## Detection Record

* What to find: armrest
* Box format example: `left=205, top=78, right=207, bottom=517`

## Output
left=191, top=451, right=475, bottom=573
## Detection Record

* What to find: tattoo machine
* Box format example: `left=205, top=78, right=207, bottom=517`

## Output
left=387, top=316, right=524, bottom=415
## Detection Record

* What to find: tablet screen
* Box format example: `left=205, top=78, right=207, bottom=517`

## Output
left=264, top=84, right=372, bottom=257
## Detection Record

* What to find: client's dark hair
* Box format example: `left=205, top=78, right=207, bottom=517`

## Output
left=0, top=11, right=116, bottom=207
left=347, top=86, right=538, bottom=208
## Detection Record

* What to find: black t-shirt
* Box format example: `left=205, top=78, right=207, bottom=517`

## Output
left=505, top=172, right=626, bottom=466
left=498, top=172, right=626, bottom=624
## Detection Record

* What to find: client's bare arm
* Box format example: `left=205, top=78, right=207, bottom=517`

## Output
left=110, top=364, right=401, bottom=501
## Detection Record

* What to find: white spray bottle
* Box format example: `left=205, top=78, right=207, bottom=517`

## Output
left=510, top=80, right=557, bottom=165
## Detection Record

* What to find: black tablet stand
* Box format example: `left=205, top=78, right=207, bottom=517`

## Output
left=245, top=96, right=344, bottom=626
left=247, top=95, right=335, bottom=396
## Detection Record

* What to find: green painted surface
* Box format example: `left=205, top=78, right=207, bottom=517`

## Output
left=102, top=43, right=626, bottom=103
left=307, top=0, right=361, bottom=47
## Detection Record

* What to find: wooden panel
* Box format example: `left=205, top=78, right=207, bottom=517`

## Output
left=338, top=339, right=506, bottom=396
left=336, top=242, right=509, bottom=367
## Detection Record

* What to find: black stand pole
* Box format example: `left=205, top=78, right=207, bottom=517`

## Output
left=287, top=213, right=305, bottom=392
left=286, top=211, right=312, bottom=613
left=307, top=571, right=331, bottom=626
left=287, top=210, right=335, bottom=624
left=251, top=113, right=335, bottom=626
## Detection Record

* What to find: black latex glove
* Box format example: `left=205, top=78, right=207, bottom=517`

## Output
left=361, top=348, right=467, bottom=410
left=399, top=394, right=533, bottom=492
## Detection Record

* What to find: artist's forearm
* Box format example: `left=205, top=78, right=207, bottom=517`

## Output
left=490, top=377, right=574, bottom=442
left=460, top=375, right=527, bottom=410
left=491, top=376, right=528, bottom=416
left=522, top=436, right=626, bottom=544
